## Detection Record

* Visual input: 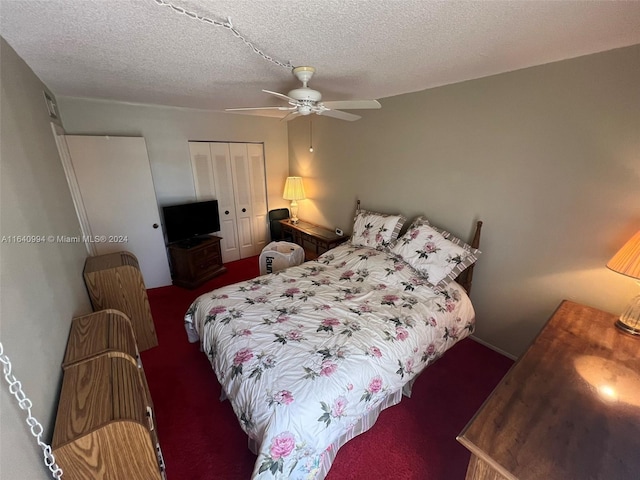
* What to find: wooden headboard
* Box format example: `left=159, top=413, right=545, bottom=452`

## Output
left=456, top=220, right=483, bottom=295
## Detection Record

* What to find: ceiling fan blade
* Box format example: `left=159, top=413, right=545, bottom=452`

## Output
left=318, top=109, right=361, bottom=121
left=281, top=111, right=299, bottom=122
left=321, top=100, right=381, bottom=110
left=263, top=89, right=297, bottom=103
left=225, top=109, right=294, bottom=119
left=225, top=106, right=293, bottom=111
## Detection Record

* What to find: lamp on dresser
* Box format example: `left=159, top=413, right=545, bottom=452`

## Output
left=283, top=176, right=306, bottom=224
left=607, top=230, right=640, bottom=335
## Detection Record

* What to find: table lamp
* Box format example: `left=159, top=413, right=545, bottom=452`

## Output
left=607, top=230, right=640, bottom=335
left=283, top=176, right=306, bottom=224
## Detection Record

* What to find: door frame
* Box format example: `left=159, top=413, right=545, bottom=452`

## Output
left=51, top=123, right=97, bottom=256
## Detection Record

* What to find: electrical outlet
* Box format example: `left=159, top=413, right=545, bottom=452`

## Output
left=335, top=228, right=343, bottom=236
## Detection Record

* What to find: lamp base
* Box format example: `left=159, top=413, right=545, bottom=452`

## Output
left=614, top=294, right=640, bottom=337
left=290, top=200, right=299, bottom=224
left=615, top=319, right=640, bottom=336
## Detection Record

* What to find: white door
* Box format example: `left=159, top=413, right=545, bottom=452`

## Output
left=229, top=143, right=256, bottom=259
left=247, top=143, right=268, bottom=254
left=209, top=143, right=241, bottom=262
left=64, top=135, right=172, bottom=288
left=189, top=141, right=217, bottom=201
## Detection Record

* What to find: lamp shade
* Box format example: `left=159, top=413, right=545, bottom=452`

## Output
left=283, top=177, right=306, bottom=201
left=607, top=231, right=640, bottom=280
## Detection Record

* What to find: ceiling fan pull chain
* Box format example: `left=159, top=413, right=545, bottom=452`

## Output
left=153, top=0, right=293, bottom=69
left=0, top=342, right=63, bottom=479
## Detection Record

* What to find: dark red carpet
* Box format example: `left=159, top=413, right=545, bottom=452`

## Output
left=142, top=257, right=513, bottom=479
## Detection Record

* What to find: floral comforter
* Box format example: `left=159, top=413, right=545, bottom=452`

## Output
left=184, top=243, right=475, bottom=479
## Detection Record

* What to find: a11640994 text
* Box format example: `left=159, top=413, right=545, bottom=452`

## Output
left=1, top=235, right=129, bottom=244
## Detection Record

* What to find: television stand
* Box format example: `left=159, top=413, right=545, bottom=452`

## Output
left=168, top=235, right=226, bottom=289
left=176, top=236, right=206, bottom=249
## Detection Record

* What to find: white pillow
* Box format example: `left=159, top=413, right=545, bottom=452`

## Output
left=350, top=209, right=405, bottom=250
left=391, top=216, right=481, bottom=290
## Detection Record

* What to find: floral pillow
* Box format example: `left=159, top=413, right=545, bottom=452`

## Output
left=350, top=209, right=406, bottom=250
left=391, top=216, right=481, bottom=290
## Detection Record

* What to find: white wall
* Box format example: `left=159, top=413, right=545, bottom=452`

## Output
left=287, top=45, right=640, bottom=357
left=57, top=98, right=290, bottom=215
left=0, top=38, right=92, bottom=479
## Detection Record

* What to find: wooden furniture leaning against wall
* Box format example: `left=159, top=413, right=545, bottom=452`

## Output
left=62, top=309, right=154, bottom=410
left=457, top=300, right=640, bottom=480
left=53, top=309, right=165, bottom=479
left=83, top=251, right=158, bottom=350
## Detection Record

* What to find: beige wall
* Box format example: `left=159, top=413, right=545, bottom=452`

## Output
left=57, top=97, right=290, bottom=213
left=287, top=45, right=640, bottom=357
left=0, top=38, right=92, bottom=478
left=0, top=39, right=289, bottom=478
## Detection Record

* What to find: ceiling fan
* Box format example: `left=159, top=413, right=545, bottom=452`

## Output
left=226, top=66, right=381, bottom=121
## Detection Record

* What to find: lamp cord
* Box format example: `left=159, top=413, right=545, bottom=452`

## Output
left=153, top=0, right=293, bottom=70
left=0, top=342, right=63, bottom=479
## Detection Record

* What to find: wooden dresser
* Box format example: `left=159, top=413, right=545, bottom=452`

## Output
left=168, top=235, right=226, bottom=289
left=83, top=251, right=158, bottom=351
left=457, top=300, right=640, bottom=480
left=279, top=219, right=348, bottom=260
left=53, top=310, right=165, bottom=479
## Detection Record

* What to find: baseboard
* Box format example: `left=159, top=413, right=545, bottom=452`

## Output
left=469, top=335, right=518, bottom=361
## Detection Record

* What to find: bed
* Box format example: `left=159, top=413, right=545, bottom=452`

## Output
left=185, top=206, right=482, bottom=479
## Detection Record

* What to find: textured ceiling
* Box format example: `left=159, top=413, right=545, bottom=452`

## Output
left=1, top=0, right=640, bottom=117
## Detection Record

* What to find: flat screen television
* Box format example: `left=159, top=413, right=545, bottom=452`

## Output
left=162, top=200, right=221, bottom=245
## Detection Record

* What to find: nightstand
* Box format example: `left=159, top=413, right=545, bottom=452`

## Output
left=278, top=219, right=348, bottom=260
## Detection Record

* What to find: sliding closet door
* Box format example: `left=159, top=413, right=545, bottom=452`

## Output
left=247, top=143, right=268, bottom=254
left=210, top=143, right=241, bottom=262
left=188, top=141, right=267, bottom=262
left=189, top=142, right=216, bottom=200
left=229, top=143, right=256, bottom=259
left=189, top=142, right=241, bottom=263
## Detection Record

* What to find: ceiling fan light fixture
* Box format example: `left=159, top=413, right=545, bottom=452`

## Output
left=288, top=87, right=322, bottom=102
left=226, top=65, right=380, bottom=121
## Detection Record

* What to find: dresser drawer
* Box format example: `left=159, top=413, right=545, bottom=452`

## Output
left=169, top=235, right=227, bottom=289
left=192, top=244, right=220, bottom=262
left=198, top=254, right=222, bottom=274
